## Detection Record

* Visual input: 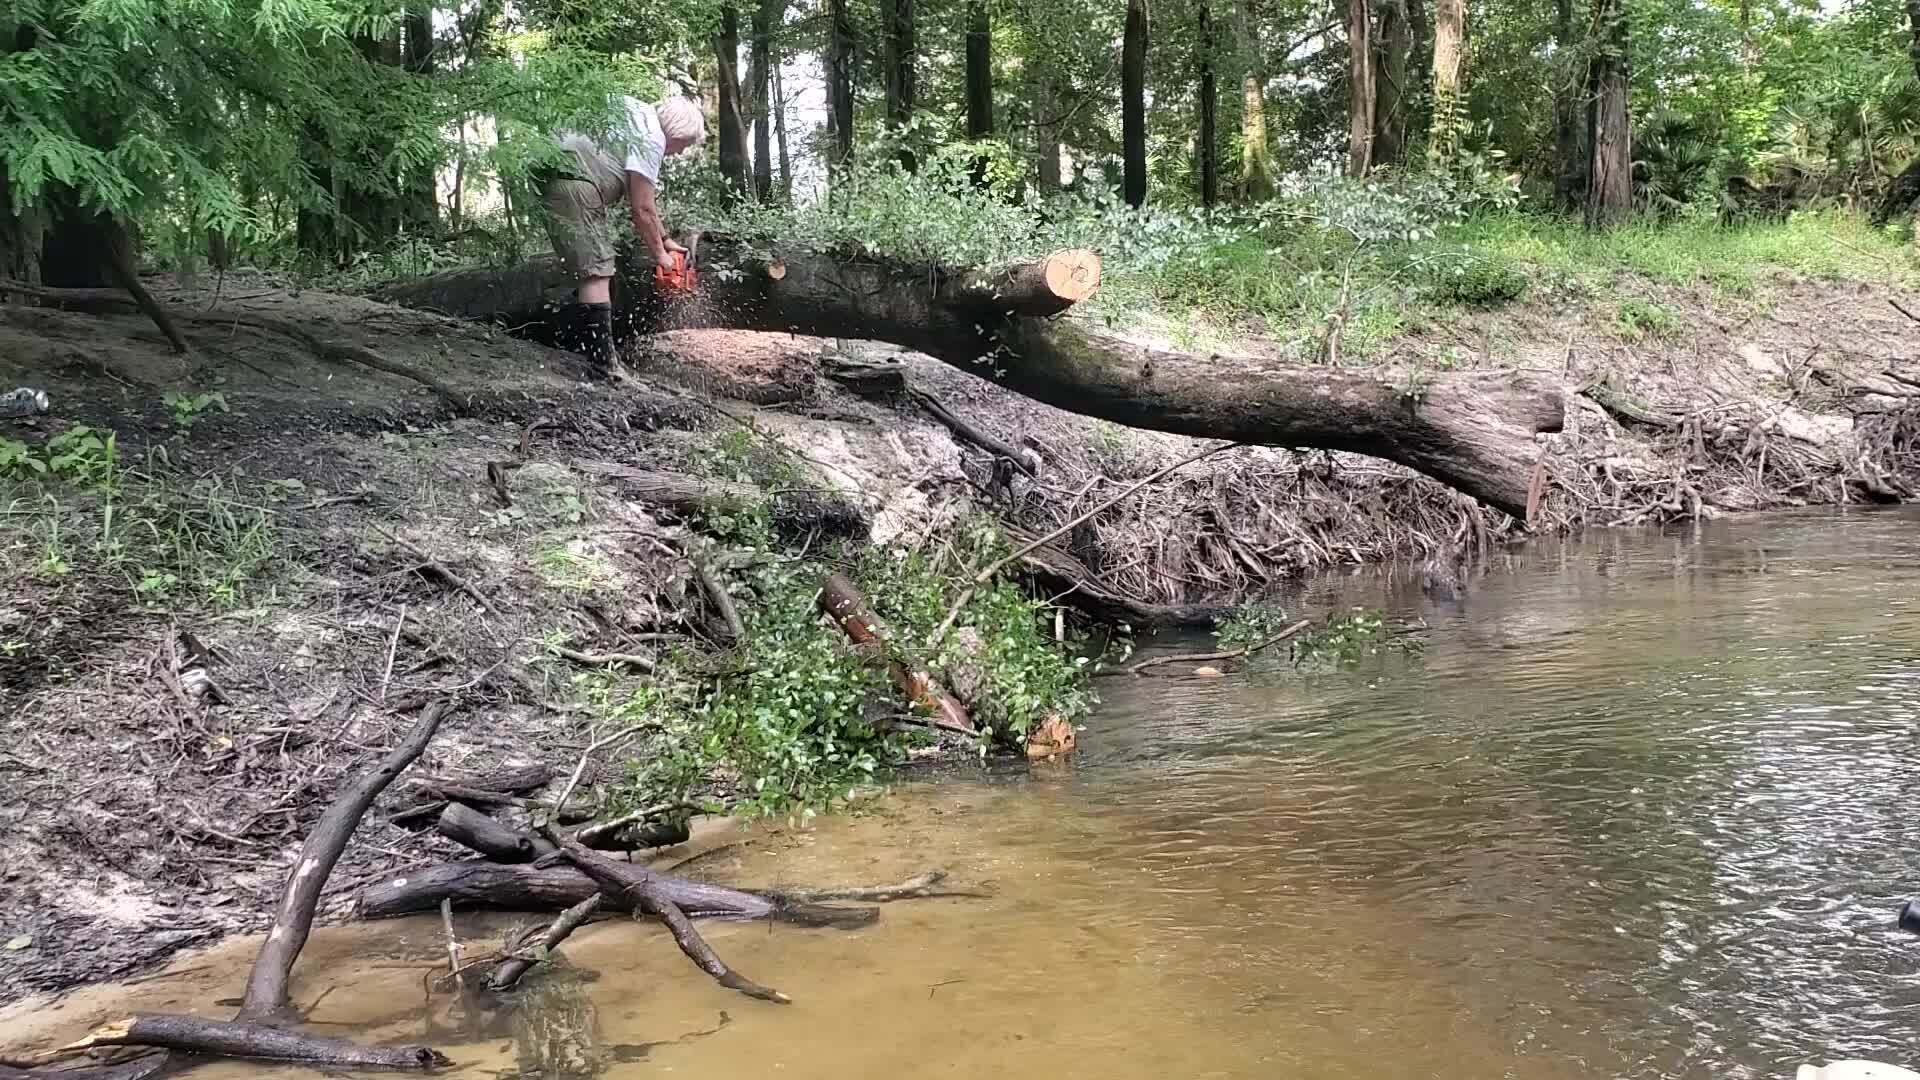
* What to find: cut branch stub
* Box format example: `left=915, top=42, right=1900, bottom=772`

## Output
left=819, top=573, right=976, bottom=734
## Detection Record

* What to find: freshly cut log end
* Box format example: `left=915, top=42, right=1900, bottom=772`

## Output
left=767, top=261, right=787, bottom=281
left=947, top=249, right=1104, bottom=317
left=1040, top=248, right=1101, bottom=304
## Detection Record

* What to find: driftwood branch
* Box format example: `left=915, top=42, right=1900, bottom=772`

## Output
left=486, top=894, right=603, bottom=992
left=437, top=802, right=554, bottom=862
left=51, top=1017, right=447, bottom=1071
left=241, top=702, right=453, bottom=1021
left=556, top=839, right=790, bottom=1004
left=373, top=526, right=497, bottom=614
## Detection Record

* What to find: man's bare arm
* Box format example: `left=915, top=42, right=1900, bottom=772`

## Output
left=626, top=172, right=682, bottom=263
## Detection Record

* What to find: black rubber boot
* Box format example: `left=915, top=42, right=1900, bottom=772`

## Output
left=554, top=301, right=621, bottom=379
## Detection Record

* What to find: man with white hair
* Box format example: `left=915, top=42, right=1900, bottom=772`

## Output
left=540, top=95, right=707, bottom=376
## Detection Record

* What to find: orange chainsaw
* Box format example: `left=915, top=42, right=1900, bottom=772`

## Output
left=654, top=231, right=700, bottom=293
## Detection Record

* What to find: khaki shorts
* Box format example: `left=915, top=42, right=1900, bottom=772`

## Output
left=541, top=135, right=628, bottom=280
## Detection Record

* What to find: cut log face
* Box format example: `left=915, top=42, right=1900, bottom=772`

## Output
left=372, top=241, right=1565, bottom=516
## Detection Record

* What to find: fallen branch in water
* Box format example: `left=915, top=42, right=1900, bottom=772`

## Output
left=1116, top=619, right=1312, bottom=676
left=486, top=894, right=603, bottom=992
left=556, top=838, right=790, bottom=1003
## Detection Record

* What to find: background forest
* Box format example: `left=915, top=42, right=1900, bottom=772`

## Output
left=6, top=0, right=1920, bottom=340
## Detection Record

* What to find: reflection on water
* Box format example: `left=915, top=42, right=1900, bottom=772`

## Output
left=4, top=508, right=1919, bottom=1079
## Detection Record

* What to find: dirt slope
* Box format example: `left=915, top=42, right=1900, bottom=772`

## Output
left=1, top=266, right=1916, bottom=1006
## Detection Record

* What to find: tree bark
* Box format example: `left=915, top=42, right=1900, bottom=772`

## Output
left=403, top=3, right=438, bottom=233
left=1123, top=0, right=1149, bottom=207
left=1238, top=0, right=1275, bottom=200
left=1429, top=0, right=1465, bottom=165
left=1374, top=0, right=1412, bottom=164
left=966, top=0, right=994, bottom=140
left=1347, top=0, right=1376, bottom=176
left=1036, top=74, right=1065, bottom=192
left=750, top=0, right=779, bottom=201
left=772, top=48, right=793, bottom=199
left=1908, top=0, right=1920, bottom=82
left=1198, top=0, right=1220, bottom=205
left=828, top=0, right=856, bottom=171
left=716, top=5, right=751, bottom=198
left=885, top=0, right=916, bottom=167
left=373, top=245, right=1564, bottom=516
left=1585, top=0, right=1631, bottom=229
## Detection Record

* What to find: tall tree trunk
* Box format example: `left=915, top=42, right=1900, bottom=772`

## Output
left=966, top=0, right=994, bottom=139
left=773, top=51, right=794, bottom=199
left=885, top=0, right=917, bottom=167
left=751, top=0, right=779, bottom=201
left=1123, top=0, right=1149, bottom=207
left=1036, top=75, right=1065, bottom=192
left=1197, top=0, right=1219, bottom=205
left=1907, top=0, right=1920, bottom=82
left=1584, top=0, right=1631, bottom=228
left=1347, top=0, right=1375, bottom=176
left=1237, top=0, right=1274, bottom=200
left=1374, top=0, right=1411, bottom=164
left=716, top=5, right=751, bottom=198
left=828, top=0, right=856, bottom=173
left=1428, top=0, right=1465, bottom=165
left=403, top=3, right=438, bottom=234
left=1551, top=0, right=1587, bottom=210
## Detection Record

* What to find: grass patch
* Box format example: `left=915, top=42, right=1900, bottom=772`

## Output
left=1615, top=297, right=1682, bottom=339
left=1, top=428, right=284, bottom=608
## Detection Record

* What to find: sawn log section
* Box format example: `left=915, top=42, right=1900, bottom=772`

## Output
left=374, top=243, right=1566, bottom=517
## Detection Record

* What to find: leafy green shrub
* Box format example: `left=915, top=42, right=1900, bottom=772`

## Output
left=1425, top=252, right=1530, bottom=307
left=1615, top=297, right=1682, bottom=339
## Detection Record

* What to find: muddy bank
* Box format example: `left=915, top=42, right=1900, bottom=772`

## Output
left=2, top=266, right=1917, bottom=1007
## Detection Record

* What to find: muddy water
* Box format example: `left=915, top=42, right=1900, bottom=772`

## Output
left=7, top=508, right=1920, bottom=1079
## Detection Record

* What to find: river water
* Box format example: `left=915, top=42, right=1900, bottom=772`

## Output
left=6, top=508, right=1919, bottom=1079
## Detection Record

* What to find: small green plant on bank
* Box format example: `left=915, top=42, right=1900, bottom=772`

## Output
left=163, top=391, right=228, bottom=432
left=1615, top=297, right=1682, bottom=339
left=1, top=427, right=280, bottom=608
left=1424, top=251, right=1530, bottom=307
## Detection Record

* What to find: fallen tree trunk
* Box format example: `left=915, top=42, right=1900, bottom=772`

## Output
left=372, top=244, right=1564, bottom=516
left=390, top=763, right=555, bottom=825
left=437, top=802, right=554, bottom=862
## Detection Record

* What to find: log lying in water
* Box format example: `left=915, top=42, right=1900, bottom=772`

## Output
left=372, top=242, right=1565, bottom=517
left=50, top=1016, right=447, bottom=1072
left=355, top=858, right=880, bottom=928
